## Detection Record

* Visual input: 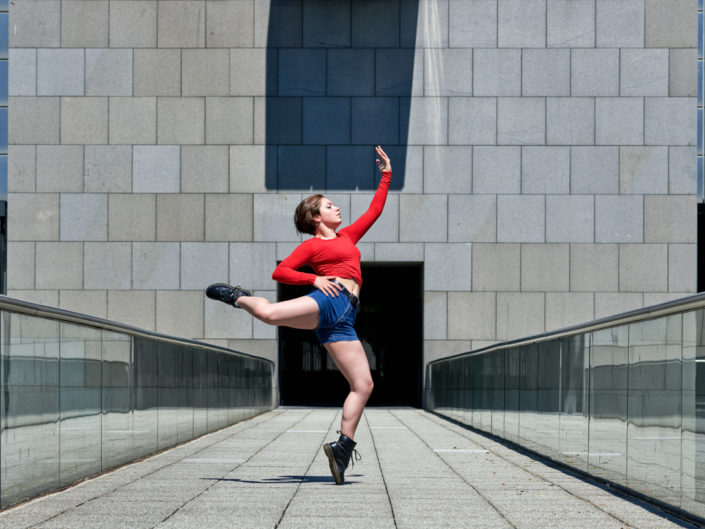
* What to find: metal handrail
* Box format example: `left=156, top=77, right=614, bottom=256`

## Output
left=0, top=294, right=273, bottom=365
left=428, top=291, right=705, bottom=365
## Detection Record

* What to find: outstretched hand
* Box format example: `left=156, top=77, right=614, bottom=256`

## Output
left=375, top=145, right=391, bottom=173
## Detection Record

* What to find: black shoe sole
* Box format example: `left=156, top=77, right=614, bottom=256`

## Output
left=323, top=444, right=343, bottom=485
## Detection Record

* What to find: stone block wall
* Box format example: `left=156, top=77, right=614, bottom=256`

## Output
left=7, top=0, right=698, bottom=369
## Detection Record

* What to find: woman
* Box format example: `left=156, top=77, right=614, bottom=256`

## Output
left=206, top=145, right=392, bottom=485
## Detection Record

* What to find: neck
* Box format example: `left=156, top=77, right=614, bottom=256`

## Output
left=315, top=226, right=337, bottom=239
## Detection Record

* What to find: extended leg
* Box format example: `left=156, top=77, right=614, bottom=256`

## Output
left=324, top=340, right=374, bottom=439
left=236, top=294, right=319, bottom=330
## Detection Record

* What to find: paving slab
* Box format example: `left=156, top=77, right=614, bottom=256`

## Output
left=0, top=408, right=695, bottom=529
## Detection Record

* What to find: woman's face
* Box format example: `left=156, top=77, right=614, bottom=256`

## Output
left=315, top=197, right=342, bottom=228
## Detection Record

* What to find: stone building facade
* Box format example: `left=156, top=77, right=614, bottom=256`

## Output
left=7, top=0, right=698, bottom=373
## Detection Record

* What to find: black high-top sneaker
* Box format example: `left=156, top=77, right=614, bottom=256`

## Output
left=323, top=431, right=360, bottom=485
left=205, top=283, right=251, bottom=308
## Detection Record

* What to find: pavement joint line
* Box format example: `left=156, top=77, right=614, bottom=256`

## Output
left=365, top=411, right=399, bottom=529
left=157, top=409, right=318, bottom=528
left=392, top=409, right=518, bottom=529
left=273, top=411, right=341, bottom=528
left=417, top=410, right=694, bottom=529
left=17, top=411, right=281, bottom=529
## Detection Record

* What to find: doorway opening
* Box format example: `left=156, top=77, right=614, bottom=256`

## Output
left=278, top=263, right=423, bottom=407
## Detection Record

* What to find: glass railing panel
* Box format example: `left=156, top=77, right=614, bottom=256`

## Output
left=557, top=335, right=590, bottom=472
left=101, top=330, right=133, bottom=471
left=472, top=355, right=490, bottom=432
left=535, top=340, right=560, bottom=456
left=519, top=344, right=539, bottom=451
left=627, top=315, right=683, bottom=507
left=491, top=350, right=505, bottom=437
left=681, top=308, right=704, bottom=518
left=504, top=347, right=521, bottom=443
left=589, top=325, right=629, bottom=486
left=133, top=337, right=158, bottom=459
left=156, top=341, right=179, bottom=450
left=1, top=312, right=61, bottom=506
left=460, top=356, right=472, bottom=427
left=59, top=322, right=102, bottom=486
left=175, top=345, right=194, bottom=444
left=193, top=348, right=209, bottom=438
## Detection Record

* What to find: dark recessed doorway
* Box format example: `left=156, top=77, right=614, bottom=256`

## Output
left=278, top=263, right=423, bottom=407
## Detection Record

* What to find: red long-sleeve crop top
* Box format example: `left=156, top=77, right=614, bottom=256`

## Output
left=272, top=171, right=392, bottom=287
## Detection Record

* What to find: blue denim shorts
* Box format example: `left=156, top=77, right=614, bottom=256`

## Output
left=306, top=284, right=359, bottom=344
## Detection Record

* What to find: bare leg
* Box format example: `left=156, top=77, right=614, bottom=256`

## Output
left=236, top=294, right=319, bottom=330
left=324, top=340, right=374, bottom=440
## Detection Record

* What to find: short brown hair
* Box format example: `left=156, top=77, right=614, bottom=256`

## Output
left=294, top=194, right=325, bottom=235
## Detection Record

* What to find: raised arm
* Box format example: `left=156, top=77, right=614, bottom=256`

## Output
left=341, top=146, right=392, bottom=244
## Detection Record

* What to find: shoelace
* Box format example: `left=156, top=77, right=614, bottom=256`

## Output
left=350, top=448, right=362, bottom=469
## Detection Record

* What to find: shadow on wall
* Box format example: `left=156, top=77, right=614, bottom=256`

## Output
left=265, top=0, right=418, bottom=191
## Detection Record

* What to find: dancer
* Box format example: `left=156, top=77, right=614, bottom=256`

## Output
left=206, top=145, right=392, bottom=485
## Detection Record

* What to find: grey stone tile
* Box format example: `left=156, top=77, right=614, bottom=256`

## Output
left=424, top=291, right=447, bottom=340
left=595, top=292, right=643, bottom=318
left=669, top=244, right=698, bottom=293
left=253, top=96, right=303, bottom=145
left=498, top=0, right=545, bottom=48
left=497, top=195, right=545, bottom=243
left=375, top=49, right=423, bottom=97
left=351, top=97, right=399, bottom=146
left=36, top=242, right=83, bottom=289
left=352, top=0, right=399, bottom=48
left=669, top=48, right=697, bottom=97
left=520, top=243, right=569, bottom=292
left=182, top=49, right=229, bottom=96
left=133, top=145, right=180, bottom=193
left=181, top=243, right=229, bottom=290
left=619, top=244, right=667, bottom=292
left=86, top=49, right=132, bottom=96
left=473, top=146, right=520, bottom=194
left=254, top=0, right=302, bottom=47
left=546, top=98, right=594, bottom=145
left=645, top=0, right=696, bottom=48
left=374, top=243, right=423, bottom=262
left=449, top=97, right=496, bottom=146
left=449, top=0, right=496, bottom=47
left=424, top=243, right=472, bottom=292
left=403, top=97, right=448, bottom=145
left=84, top=242, right=131, bottom=290
left=522, top=146, right=569, bottom=194
left=157, top=0, right=206, bottom=48
left=61, top=97, right=108, bottom=145
left=595, top=97, right=643, bottom=146
left=279, top=49, right=326, bottom=96
left=10, top=0, right=60, bottom=47
left=61, top=0, right=108, bottom=47
left=108, top=194, right=156, bottom=242
left=132, top=242, right=180, bottom=290
left=595, top=195, right=643, bottom=243
left=472, top=243, right=520, bottom=291
left=619, top=146, right=668, bottom=194
left=230, top=145, right=276, bottom=193
left=206, top=97, right=253, bottom=145
left=230, top=49, right=269, bottom=97
left=399, top=195, right=447, bottom=242
left=669, top=146, right=696, bottom=194
left=424, top=146, right=472, bottom=194
left=402, top=0, right=448, bottom=48
left=303, top=97, right=350, bottom=145
left=547, top=0, right=595, bottom=47
left=449, top=194, right=496, bottom=243
left=8, top=145, right=36, bottom=192
left=497, top=98, right=545, bottom=145
left=206, top=0, right=254, bottom=47
left=36, top=145, right=83, bottom=193
left=110, top=0, right=157, bottom=48
left=522, top=49, right=570, bottom=96
left=424, top=49, right=472, bottom=96
left=9, top=97, right=60, bottom=145
left=620, top=49, right=668, bottom=96
left=229, top=242, right=277, bottom=291
left=546, top=195, right=594, bottom=243
left=473, top=49, right=521, bottom=96
left=327, top=49, right=374, bottom=97
left=596, top=0, right=644, bottom=47
left=254, top=194, right=302, bottom=242
left=9, top=48, right=37, bottom=97
left=8, top=193, right=59, bottom=241
left=644, top=195, right=697, bottom=244
left=496, top=292, right=545, bottom=341
left=157, top=194, right=205, bottom=242
left=181, top=146, right=228, bottom=193
left=7, top=242, right=35, bottom=289
left=645, top=97, right=695, bottom=146
left=60, top=193, right=107, bottom=241
left=570, top=244, right=618, bottom=292
left=571, top=146, right=619, bottom=194
left=158, top=290, right=204, bottom=337
left=109, top=97, right=156, bottom=144
left=448, top=292, right=496, bottom=341
left=157, top=97, right=205, bottom=145
left=303, top=0, right=350, bottom=47
left=37, top=49, right=84, bottom=96
left=571, top=49, right=619, bottom=97
left=545, top=292, right=594, bottom=331
left=205, top=194, right=253, bottom=242
left=85, top=145, right=132, bottom=193
left=134, top=49, right=181, bottom=96
left=350, top=193, right=398, bottom=243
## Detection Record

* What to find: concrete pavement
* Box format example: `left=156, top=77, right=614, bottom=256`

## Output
left=0, top=408, right=694, bottom=529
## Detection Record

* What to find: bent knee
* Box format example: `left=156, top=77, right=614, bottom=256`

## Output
left=354, top=378, right=374, bottom=397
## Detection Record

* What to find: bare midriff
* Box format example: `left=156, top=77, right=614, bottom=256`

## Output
left=335, top=277, right=360, bottom=298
